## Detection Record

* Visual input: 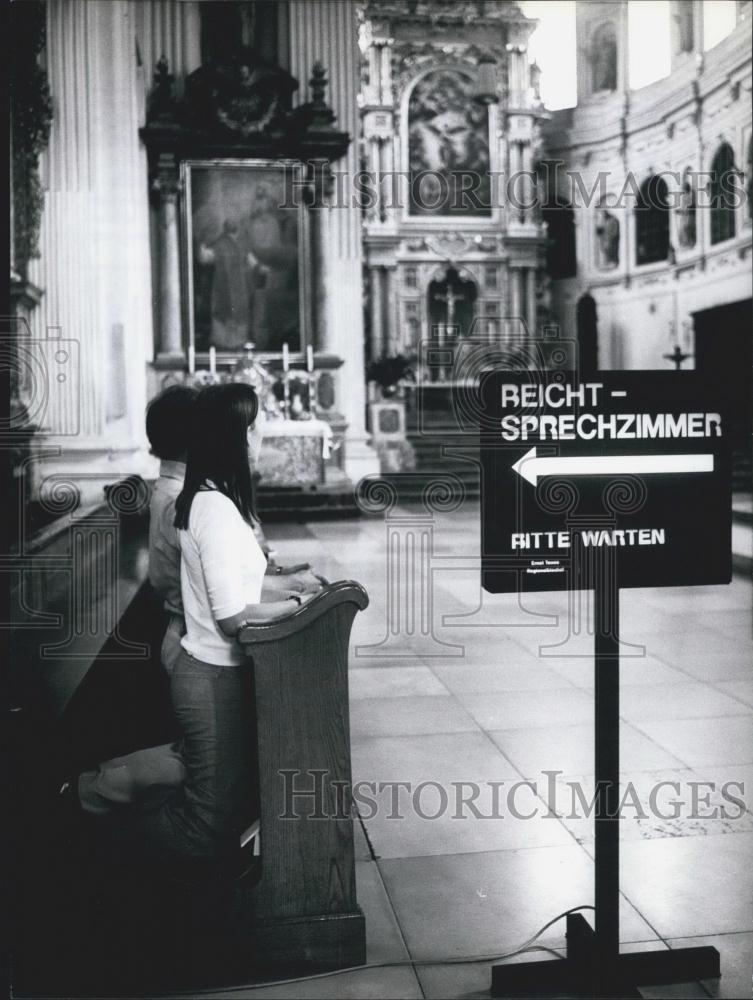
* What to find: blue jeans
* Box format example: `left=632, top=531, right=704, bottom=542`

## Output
left=114, top=649, right=253, bottom=866
left=78, top=742, right=185, bottom=815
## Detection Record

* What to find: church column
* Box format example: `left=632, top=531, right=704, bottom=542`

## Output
left=506, top=42, right=528, bottom=108
left=378, top=38, right=394, bottom=105
left=385, top=266, right=400, bottom=355
left=526, top=268, right=537, bottom=338
left=510, top=266, right=522, bottom=325
left=288, top=0, right=379, bottom=480
left=155, top=165, right=183, bottom=359
left=369, top=266, right=384, bottom=360
left=28, top=0, right=155, bottom=497
left=308, top=163, right=334, bottom=355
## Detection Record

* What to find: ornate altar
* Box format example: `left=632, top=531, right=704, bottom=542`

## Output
left=360, top=0, right=549, bottom=381
left=140, top=47, right=354, bottom=501
left=140, top=48, right=350, bottom=383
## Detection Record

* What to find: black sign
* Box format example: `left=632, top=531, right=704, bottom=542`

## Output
left=481, top=371, right=731, bottom=592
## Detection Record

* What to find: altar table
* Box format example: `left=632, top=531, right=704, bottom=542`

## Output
left=258, top=418, right=333, bottom=487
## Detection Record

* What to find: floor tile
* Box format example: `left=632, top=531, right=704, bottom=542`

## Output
left=352, top=732, right=563, bottom=858
left=632, top=716, right=753, bottom=767
left=665, top=931, right=753, bottom=1000
left=434, top=660, right=574, bottom=694
left=458, top=688, right=594, bottom=731
left=713, top=680, right=753, bottom=709
left=356, top=860, right=411, bottom=964
left=549, top=769, right=753, bottom=844
left=349, top=666, right=449, bottom=699
left=489, top=722, right=685, bottom=779
left=349, top=696, right=479, bottom=738
left=352, top=731, right=521, bottom=787
left=548, top=657, right=692, bottom=688
left=378, top=848, right=661, bottom=960
left=619, top=683, right=752, bottom=722
left=619, top=834, right=753, bottom=937
left=691, top=763, right=753, bottom=813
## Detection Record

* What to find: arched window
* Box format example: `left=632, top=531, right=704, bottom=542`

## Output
left=635, top=175, right=670, bottom=265
left=677, top=167, right=697, bottom=248
left=710, top=143, right=737, bottom=244
left=591, top=22, right=617, bottom=92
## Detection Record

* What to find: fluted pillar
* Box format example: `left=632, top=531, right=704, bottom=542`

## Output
left=526, top=268, right=537, bottom=338
left=369, top=267, right=384, bottom=360
left=27, top=0, right=154, bottom=487
left=133, top=1, right=202, bottom=99
left=510, top=267, right=522, bottom=324
left=288, top=0, right=379, bottom=479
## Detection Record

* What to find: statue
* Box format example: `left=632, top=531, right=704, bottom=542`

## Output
left=677, top=173, right=697, bottom=248
left=675, top=3, right=694, bottom=54
left=591, top=23, right=617, bottom=92
left=595, top=207, right=619, bottom=268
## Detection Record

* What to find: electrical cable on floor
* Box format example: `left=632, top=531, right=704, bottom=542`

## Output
left=162, top=904, right=596, bottom=996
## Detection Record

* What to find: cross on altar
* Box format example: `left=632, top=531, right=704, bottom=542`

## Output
left=433, top=281, right=466, bottom=327
left=663, top=344, right=693, bottom=370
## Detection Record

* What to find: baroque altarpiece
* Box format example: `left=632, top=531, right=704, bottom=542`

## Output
left=360, top=0, right=550, bottom=379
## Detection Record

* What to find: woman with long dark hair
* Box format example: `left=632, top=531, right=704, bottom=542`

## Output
left=123, top=382, right=308, bottom=867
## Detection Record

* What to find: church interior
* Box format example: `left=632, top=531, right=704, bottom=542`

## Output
left=7, top=1, right=753, bottom=997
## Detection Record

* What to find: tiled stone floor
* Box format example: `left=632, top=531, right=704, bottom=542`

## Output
left=229, top=506, right=753, bottom=999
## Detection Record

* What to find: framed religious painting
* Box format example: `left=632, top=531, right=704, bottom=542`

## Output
left=182, top=159, right=311, bottom=357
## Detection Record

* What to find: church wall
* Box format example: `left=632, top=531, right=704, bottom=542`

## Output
left=544, top=14, right=751, bottom=372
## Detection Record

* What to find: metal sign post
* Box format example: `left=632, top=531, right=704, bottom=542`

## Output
left=481, top=370, right=729, bottom=996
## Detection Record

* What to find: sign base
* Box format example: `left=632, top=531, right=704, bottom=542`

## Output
left=490, top=913, right=720, bottom=998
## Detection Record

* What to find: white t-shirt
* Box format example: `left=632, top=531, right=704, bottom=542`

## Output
left=179, top=489, right=267, bottom=666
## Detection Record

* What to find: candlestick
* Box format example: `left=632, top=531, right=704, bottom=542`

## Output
left=282, top=342, right=290, bottom=373
left=188, top=344, right=195, bottom=375
left=209, top=346, right=216, bottom=375
left=306, top=345, right=314, bottom=373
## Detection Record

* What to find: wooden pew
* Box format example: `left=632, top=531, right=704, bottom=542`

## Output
left=232, top=580, right=369, bottom=971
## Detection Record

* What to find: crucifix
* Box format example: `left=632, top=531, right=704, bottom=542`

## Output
left=663, top=344, right=693, bottom=370
left=433, top=279, right=466, bottom=331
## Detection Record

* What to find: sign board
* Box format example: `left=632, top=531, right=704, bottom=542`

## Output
left=481, top=371, right=731, bottom=592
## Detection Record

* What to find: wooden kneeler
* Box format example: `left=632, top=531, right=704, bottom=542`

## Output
left=234, top=580, right=369, bottom=972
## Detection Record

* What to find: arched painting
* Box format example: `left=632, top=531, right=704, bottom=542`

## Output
left=408, top=69, right=491, bottom=217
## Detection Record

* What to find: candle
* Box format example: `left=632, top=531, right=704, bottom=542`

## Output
left=188, top=344, right=195, bottom=375
left=306, top=345, right=314, bottom=373
left=209, top=346, right=216, bottom=375
left=282, top=342, right=289, bottom=373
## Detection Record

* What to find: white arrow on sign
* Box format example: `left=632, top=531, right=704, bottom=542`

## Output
left=511, top=447, right=714, bottom=486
